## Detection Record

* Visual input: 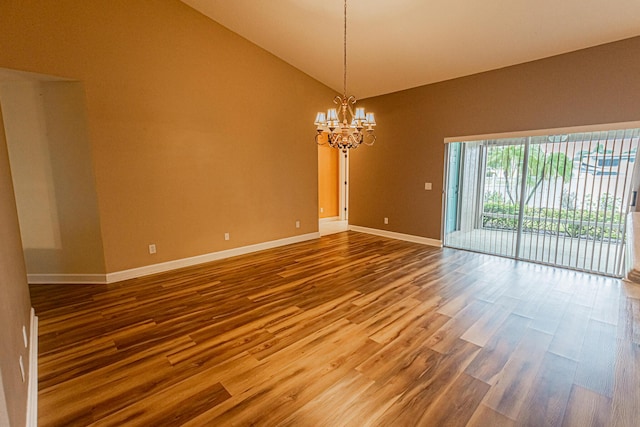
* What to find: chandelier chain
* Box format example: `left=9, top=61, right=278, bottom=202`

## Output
left=313, top=0, right=377, bottom=152
left=343, top=0, right=347, bottom=98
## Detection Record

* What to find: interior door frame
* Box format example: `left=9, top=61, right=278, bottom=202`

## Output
left=340, top=150, right=349, bottom=222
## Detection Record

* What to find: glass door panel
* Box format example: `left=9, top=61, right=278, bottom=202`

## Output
left=443, top=128, right=639, bottom=277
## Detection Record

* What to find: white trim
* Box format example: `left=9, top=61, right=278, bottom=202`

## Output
left=27, top=274, right=107, bottom=285
left=26, top=308, right=38, bottom=427
left=319, top=219, right=349, bottom=236
left=25, top=233, right=320, bottom=285
left=349, top=225, right=442, bottom=247
left=625, top=212, right=640, bottom=283
left=441, top=142, right=450, bottom=245
left=106, top=232, right=320, bottom=283
left=340, top=150, right=349, bottom=221
left=443, top=121, right=640, bottom=144
left=319, top=216, right=341, bottom=223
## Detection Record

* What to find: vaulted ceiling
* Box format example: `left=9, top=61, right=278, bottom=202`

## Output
left=181, top=0, right=640, bottom=99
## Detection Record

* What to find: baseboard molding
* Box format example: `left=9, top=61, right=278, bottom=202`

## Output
left=25, top=229, right=441, bottom=284
left=26, top=308, right=38, bottom=427
left=319, top=220, right=349, bottom=236
left=25, top=233, right=320, bottom=285
left=319, top=216, right=341, bottom=223
left=106, top=232, right=320, bottom=283
left=349, top=225, right=442, bottom=247
left=27, top=274, right=108, bottom=285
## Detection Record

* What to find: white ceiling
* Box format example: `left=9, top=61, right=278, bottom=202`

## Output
left=181, top=0, right=640, bottom=99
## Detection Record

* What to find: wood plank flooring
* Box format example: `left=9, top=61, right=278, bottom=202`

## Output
left=30, top=231, right=640, bottom=426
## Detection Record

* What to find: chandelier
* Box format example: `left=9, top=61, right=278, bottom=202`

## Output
left=314, top=0, right=376, bottom=153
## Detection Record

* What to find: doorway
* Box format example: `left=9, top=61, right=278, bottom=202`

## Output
left=0, top=68, right=106, bottom=280
left=318, top=142, right=348, bottom=236
left=443, top=127, right=640, bottom=277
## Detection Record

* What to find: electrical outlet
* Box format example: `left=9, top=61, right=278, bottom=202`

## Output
left=224, top=232, right=230, bottom=241
left=22, top=325, right=27, bottom=348
left=19, top=356, right=25, bottom=383
left=384, top=217, right=389, bottom=224
left=320, top=207, right=324, bottom=213
left=148, top=244, right=157, bottom=254
left=295, top=220, right=300, bottom=228
left=425, top=182, right=432, bottom=190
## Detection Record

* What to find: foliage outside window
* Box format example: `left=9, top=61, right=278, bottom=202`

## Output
left=482, top=145, right=624, bottom=241
left=483, top=193, right=624, bottom=241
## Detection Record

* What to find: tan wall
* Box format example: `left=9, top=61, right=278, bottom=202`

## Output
left=0, top=0, right=334, bottom=272
left=0, top=369, right=10, bottom=426
left=350, top=36, right=640, bottom=240
left=1, top=80, right=106, bottom=275
left=0, top=102, right=32, bottom=427
left=318, top=144, right=339, bottom=218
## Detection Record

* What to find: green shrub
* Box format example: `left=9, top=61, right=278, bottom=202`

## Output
left=482, top=195, right=625, bottom=241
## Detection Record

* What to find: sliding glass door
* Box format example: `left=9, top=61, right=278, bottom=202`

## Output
left=443, top=128, right=639, bottom=277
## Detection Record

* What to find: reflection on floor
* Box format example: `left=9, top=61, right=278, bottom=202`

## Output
left=447, top=228, right=624, bottom=277
left=30, top=232, right=640, bottom=426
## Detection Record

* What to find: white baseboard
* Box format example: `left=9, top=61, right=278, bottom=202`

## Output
left=26, top=308, right=38, bottom=427
left=25, top=228, right=439, bottom=285
left=319, top=216, right=341, bottom=223
left=105, top=232, right=320, bottom=283
left=349, top=225, right=442, bottom=247
left=27, top=274, right=107, bottom=285
left=25, top=233, right=320, bottom=285
left=319, top=219, right=349, bottom=236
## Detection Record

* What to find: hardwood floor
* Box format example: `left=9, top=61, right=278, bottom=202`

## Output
left=30, top=231, right=640, bottom=426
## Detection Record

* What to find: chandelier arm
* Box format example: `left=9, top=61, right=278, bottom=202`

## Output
left=346, top=96, right=356, bottom=117
left=363, top=134, right=376, bottom=146
left=329, top=133, right=341, bottom=148
left=347, top=133, right=361, bottom=147
left=346, top=105, right=355, bottom=121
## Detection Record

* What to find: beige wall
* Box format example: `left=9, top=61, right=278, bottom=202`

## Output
left=350, top=36, right=640, bottom=240
left=1, top=80, right=106, bottom=275
left=0, top=102, right=31, bottom=427
left=0, top=0, right=334, bottom=273
left=0, top=369, right=10, bottom=426
left=318, top=144, right=339, bottom=218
